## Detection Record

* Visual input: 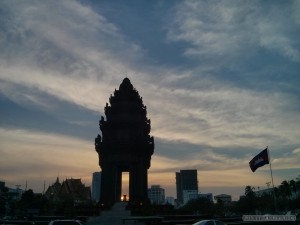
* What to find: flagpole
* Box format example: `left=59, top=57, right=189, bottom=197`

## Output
left=267, top=146, right=277, bottom=212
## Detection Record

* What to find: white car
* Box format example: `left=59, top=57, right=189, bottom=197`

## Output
left=192, top=220, right=226, bottom=225
left=48, top=220, right=84, bottom=225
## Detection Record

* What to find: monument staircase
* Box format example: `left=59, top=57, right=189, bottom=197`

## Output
left=86, top=202, right=130, bottom=225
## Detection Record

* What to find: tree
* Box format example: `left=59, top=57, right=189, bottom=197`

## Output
left=279, top=180, right=292, bottom=199
left=0, top=187, right=9, bottom=216
left=180, top=198, right=215, bottom=216
left=289, top=180, right=296, bottom=197
left=245, top=185, right=255, bottom=198
left=256, top=193, right=273, bottom=214
left=236, top=186, right=257, bottom=213
left=20, top=189, right=34, bottom=207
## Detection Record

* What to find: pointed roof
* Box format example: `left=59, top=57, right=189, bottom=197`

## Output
left=44, top=177, right=61, bottom=199
left=60, top=178, right=91, bottom=200
left=119, top=77, right=134, bottom=91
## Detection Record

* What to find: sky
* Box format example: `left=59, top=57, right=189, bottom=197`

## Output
left=0, top=0, right=300, bottom=200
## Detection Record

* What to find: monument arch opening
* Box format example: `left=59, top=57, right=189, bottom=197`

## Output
left=95, top=78, right=154, bottom=207
left=121, top=172, right=129, bottom=202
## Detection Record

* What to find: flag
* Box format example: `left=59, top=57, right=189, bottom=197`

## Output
left=249, top=148, right=269, bottom=172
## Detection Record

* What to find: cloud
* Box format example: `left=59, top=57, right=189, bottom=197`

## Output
left=167, top=0, right=300, bottom=62
left=272, top=147, right=300, bottom=169
left=0, top=127, right=99, bottom=190
left=1, top=0, right=299, bottom=152
left=0, top=0, right=147, bottom=113
left=146, top=77, right=300, bottom=151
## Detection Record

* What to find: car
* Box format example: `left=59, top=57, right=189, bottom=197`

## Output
left=192, top=220, right=226, bottom=225
left=48, top=220, right=84, bottom=225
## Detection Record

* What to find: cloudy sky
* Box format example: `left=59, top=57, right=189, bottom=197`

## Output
left=1, top=0, right=300, bottom=200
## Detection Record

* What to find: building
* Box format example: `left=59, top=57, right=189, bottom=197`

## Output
left=1, top=182, right=25, bottom=216
left=198, top=193, right=213, bottom=202
left=176, top=170, right=198, bottom=205
left=183, top=190, right=198, bottom=204
left=148, top=185, right=165, bottom=205
left=165, top=196, right=175, bottom=205
left=92, top=172, right=101, bottom=202
left=255, top=188, right=273, bottom=197
left=7, top=187, right=24, bottom=201
left=60, top=178, right=91, bottom=204
left=214, top=194, right=232, bottom=204
left=44, top=177, right=61, bottom=201
left=44, top=178, right=91, bottom=205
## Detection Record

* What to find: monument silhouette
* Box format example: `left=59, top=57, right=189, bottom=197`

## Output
left=95, top=78, right=154, bottom=207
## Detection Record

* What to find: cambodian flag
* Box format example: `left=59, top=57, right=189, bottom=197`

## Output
left=249, top=148, right=269, bottom=172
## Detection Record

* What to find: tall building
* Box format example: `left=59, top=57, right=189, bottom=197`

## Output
left=148, top=185, right=165, bottom=205
left=92, top=172, right=101, bottom=202
left=176, top=170, right=198, bottom=205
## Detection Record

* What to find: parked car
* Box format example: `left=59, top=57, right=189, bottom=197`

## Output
left=48, top=220, right=84, bottom=225
left=192, top=220, right=226, bottom=225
